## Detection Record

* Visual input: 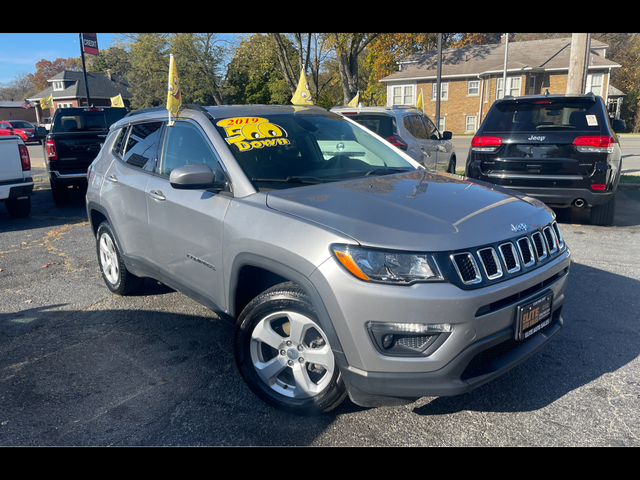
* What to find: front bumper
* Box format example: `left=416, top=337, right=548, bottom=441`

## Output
left=310, top=244, right=571, bottom=407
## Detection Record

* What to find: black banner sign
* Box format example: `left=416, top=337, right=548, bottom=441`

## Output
left=82, top=33, right=99, bottom=55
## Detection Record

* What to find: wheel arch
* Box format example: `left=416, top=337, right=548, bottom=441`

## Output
left=228, top=253, right=345, bottom=356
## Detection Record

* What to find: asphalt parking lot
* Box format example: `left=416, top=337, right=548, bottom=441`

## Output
left=1, top=143, right=639, bottom=446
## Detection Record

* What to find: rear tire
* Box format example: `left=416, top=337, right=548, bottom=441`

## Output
left=590, top=194, right=616, bottom=226
left=96, top=221, right=144, bottom=295
left=5, top=197, right=30, bottom=218
left=234, top=282, right=347, bottom=415
left=51, top=180, right=69, bottom=205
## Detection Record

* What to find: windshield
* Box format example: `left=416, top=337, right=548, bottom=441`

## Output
left=214, top=111, right=418, bottom=189
left=9, top=121, right=34, bottom=129
left=483, top=97, right=603, bottom=134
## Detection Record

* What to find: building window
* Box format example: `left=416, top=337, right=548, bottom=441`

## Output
left=56, top=103, right=73, bottom=108
left=496, top=77, right=521, bottom=99
left=465, top=115, right=477, bottom=133
left=391, top=85, right=414, bottom=106
left=587, top=73, right=604, bottom=96
left=432, top=83, right=448, bottom=100
left=53, top=81, right=66, bottom=91
left=468, top=80, right=479, bottom=96
left=437, top=116, right=445, bottom=132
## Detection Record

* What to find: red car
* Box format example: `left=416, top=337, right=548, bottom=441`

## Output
left=0, top=120, right=38, bottom=144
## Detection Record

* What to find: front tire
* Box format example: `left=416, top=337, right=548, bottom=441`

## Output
left=234, top=282, right=347, bottom=415
left=447, top=155, right=457, bottom=174
left=96, top=221, right=143, bottom=295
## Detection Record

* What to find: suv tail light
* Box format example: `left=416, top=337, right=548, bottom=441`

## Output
left=573, top=135, right=616, bottom=153
left=45, top=138, right=58, bottom=160
left=471, top=136, right=503, bottom=151
left=18, top=144, right=31, bottom=171
left=385, top=135, right=408, bottom=151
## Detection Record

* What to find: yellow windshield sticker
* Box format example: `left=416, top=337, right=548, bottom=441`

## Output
left=217, top=117, right=290, bottom=152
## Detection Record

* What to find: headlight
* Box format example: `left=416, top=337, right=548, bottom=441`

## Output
left=331, top=244, right=444, bottom=284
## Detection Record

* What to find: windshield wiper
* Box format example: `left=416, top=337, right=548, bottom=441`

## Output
left=363, top=167, right=413, bottom=177
left=251, top=176, right=327, bottom=184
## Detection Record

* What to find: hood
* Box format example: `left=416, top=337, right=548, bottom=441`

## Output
left=266, top=171, right=554, bottom=251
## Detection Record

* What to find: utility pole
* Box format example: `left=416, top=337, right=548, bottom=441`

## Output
left=435, top=33, right=442, bottom=130
left=567, top=33, right=591, bottom=95
left=79, top=33, right=92, bottom=107
left=502, top=33, right=509, bottom=98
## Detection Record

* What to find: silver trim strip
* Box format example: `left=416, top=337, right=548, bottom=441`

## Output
left=50, top=171, right=87, bottom=179
left=486, top=173, right=583, bottom=181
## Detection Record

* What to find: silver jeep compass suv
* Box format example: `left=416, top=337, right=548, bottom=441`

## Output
left=86, top=104, right=571, bottom=415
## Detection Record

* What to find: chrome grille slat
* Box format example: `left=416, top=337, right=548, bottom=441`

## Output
left=517, top=237, right=536, bottom=268
left=499, top=242, right=521, bottom=274
left=477, top=247, right=503, bottom=280
left=531, top=231, right=548, bottom=261
left=543, top=226, right=558, bottom=254
left=451, top=253, right=481, bottom=285
left=552, top=221, right=564, bottom=249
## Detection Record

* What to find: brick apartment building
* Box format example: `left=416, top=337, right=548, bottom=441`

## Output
left=380, top=37, right=622, bottom=135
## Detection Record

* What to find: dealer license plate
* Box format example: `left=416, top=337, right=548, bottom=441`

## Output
left=515, top=292, right=553, bottom=340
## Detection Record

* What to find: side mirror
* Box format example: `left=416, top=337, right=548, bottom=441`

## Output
left=612, top=119, right=626, bottom=132
left=169, top=164, right=227, bottom=190
left=442, top=131, right=453, bottom=140
left=36, top=126, right=47, bottom=136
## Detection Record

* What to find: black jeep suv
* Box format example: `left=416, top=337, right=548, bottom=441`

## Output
left=465, top=93, right=625, bottom=226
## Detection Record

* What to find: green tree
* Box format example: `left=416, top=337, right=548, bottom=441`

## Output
left=124, top=33, right=229, bottom=110
left=89, top=45, right=132, bottom=76
left=227, top=34, right=290, bottom=105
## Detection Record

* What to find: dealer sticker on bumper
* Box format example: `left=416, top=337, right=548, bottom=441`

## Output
left=516, top=293, right=553, bottom=340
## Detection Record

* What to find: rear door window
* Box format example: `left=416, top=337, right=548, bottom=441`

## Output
left=118, top=121, right=163, bottom=171
left=349, top=114, right=394, bottom=137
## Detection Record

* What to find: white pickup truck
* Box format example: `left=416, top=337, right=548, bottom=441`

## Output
left=0, top=135, right=33, bottom=218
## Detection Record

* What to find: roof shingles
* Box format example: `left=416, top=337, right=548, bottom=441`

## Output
left=382, top=38, right=620, bottom=82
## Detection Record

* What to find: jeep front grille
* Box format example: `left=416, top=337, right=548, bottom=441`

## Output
left=446, top=221, right=566, bottom=288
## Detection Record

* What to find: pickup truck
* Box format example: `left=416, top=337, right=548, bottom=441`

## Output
left=43, top=107, right=128, bottom=204
left=0, top=135, right=32, bottom=218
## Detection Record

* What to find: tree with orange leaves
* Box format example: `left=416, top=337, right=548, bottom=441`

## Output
left=27, top=57, right=80, bottom=92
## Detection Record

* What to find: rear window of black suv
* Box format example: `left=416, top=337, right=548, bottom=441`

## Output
left=482, top=96, right=603, bottom=134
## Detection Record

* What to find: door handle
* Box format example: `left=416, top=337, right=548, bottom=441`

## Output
left=421, top=147, right=430, bottom=156
left=106, top=174, right=118, bottom=183
left=148, top=190, right=166, bottom=201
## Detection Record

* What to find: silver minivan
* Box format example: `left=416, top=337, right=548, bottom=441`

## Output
left=86, top=104, right=570, bottom=415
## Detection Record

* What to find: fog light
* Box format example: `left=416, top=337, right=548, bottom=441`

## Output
left=367, top=322, right=452, bottom=357
left=382, top=334, right=395, bottom=349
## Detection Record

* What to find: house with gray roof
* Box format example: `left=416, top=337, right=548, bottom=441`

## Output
left=379, top=37, right=623, bottom=134
left=27, top=69, right=132, bottom=125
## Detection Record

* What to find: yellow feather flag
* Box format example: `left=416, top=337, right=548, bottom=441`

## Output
left=416, top=90, right=423, bottom=111
left=348, top=91, right=360, bottom=107
left=111, top=94, right=124, bottom=108
left=40, top=95, right=53, bottom=110
left=291, top=70, right=313, bottom=105
left=167, top=54, right=182, bottom=119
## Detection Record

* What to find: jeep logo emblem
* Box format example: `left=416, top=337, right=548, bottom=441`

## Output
left=511, top=223, right=528, bottom=233
left=528, top=135, right=546, bottom=141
